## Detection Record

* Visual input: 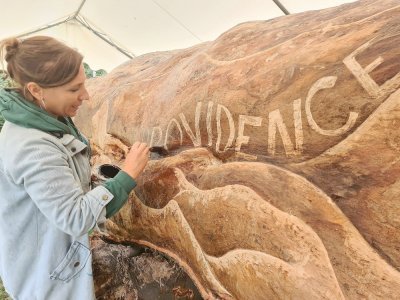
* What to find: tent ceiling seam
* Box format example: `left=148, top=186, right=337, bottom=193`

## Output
left=151, top=0, right=203, bottom=42
left=75, top=15, right=135, bottom=59
left=73, top=0, right=87, bottom=19
left=17, top=15, right=73, bottom=38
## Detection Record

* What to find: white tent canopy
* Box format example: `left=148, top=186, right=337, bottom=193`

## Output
left=1, top=0, right=356, bottom=71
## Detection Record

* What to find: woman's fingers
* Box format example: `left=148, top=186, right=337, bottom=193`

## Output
left=131, top=142, right=147, bottom=152
left=131, top=141, right=140, bottom=149
left=121, top=141, right=150, bottom=180
left=138, top=142, right=148, bottom=152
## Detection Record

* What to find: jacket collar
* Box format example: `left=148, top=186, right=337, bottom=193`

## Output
left=0, top=88, right=80, bottom=139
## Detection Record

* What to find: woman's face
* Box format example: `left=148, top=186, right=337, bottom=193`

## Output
left=41, top=64, right=89, bottom=117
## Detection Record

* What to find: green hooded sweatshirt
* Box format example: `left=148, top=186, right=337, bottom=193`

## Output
left=0, top=88, right=135, bottom=218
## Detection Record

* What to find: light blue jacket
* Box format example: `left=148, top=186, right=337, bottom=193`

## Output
left=0, top=121, right=114, bottom=299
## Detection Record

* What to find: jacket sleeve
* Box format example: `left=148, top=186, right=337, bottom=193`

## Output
left=10, top=137, right=114, bottom=238
left=103, top=170, right=137, bottom=218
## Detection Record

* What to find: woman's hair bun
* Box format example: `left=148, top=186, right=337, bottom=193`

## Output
left=1, top=35, right=83, bottom=88
left=4, top=38, right=20, bottom=62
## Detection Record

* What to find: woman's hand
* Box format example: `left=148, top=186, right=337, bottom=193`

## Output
left=122, top=142, right=150, bottom=180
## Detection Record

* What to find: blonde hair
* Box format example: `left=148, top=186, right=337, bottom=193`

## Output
left=0, top=36, right=83, bottom=90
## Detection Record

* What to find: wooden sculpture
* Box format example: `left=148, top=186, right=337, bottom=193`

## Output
left=75, top=0, right=400, bottom=298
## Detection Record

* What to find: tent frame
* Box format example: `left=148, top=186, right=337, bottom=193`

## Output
left=15, top=0, right=290, bottom=60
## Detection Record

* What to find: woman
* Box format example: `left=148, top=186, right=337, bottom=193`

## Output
left=0, top=36, right=149, bottom=299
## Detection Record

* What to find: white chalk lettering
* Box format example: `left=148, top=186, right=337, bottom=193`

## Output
left=142, top=128, right=152, bottom=145
left=305, top=76, right=358, bottom=136
left=343, top=37, right=400, bottom=98
left=216, top=104, right=235, bottom=153
left=268, top=109, right=297, bottom=156
left=207, top=101, right=214, bottom=147
left=179, top=101, right=202, bottom=147
left=293, top=98, right=303, bottom=155
left=164, top=118, right=183, bottom=150
left=235, top=115, right=262, bottom=160
left=150, top=126, right=163, bottom=147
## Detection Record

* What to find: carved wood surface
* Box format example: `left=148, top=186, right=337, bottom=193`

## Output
left=76, top=0, right=400, bottom=298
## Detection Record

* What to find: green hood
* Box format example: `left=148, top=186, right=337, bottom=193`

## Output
left=0, top=88, right=82, bottom=140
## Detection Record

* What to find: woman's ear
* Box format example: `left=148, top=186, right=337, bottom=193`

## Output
left=26, top=82, right=43, bottom=101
